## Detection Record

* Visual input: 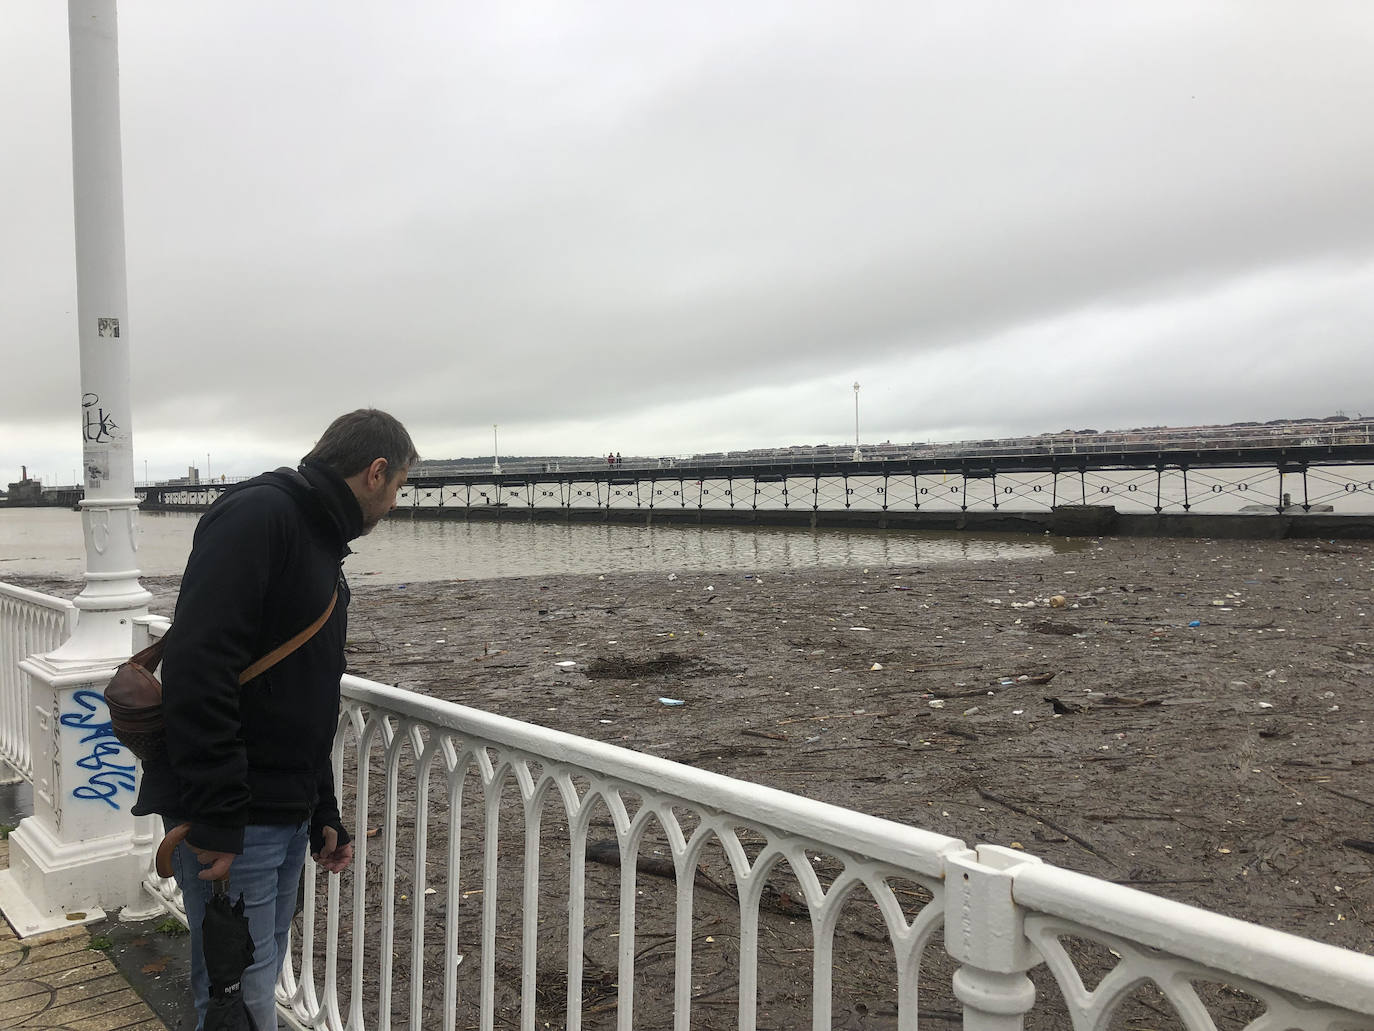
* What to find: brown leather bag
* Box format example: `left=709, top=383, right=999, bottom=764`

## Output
left=104, top=589, right=338, bottom=763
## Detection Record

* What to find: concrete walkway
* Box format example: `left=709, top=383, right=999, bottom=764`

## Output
left=0, top=836, right=170, bottom=1031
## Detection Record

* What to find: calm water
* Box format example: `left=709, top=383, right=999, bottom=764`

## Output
left=0, top=507, right=1068, bottom=584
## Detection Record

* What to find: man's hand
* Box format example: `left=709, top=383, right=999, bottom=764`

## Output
left=313, top=826, right=353, bottom=874
left=190, top=846, right=235, bottom=882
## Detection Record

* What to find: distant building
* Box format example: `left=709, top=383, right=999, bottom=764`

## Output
left=162, top=466, right=203, bottom=487
left=5, top=466, right=42, bottom=505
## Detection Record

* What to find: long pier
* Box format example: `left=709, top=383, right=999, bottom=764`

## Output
left=130, top=438, right=1374, bottom=539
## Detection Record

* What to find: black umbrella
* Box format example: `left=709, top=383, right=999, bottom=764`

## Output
left=157, top=825, right=258, bottom=1031
left=203, top=878, right=257, bottom=1031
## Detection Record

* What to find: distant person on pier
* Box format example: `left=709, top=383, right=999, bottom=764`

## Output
left=134, top=408, right=417, bottom=1031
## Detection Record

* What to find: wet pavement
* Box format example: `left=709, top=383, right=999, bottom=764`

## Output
left=1, top=781, right=193, bottom=1031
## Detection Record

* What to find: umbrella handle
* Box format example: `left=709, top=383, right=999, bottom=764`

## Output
left=155, top=822, right=191, bottom=878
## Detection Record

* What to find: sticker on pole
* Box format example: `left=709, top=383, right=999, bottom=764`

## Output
left=98, top=317, right=120, bottom=338
left=85, top=449, right=109, bottom=487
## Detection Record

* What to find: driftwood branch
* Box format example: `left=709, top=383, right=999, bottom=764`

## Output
left=974, top=786, right=1107, bottom=861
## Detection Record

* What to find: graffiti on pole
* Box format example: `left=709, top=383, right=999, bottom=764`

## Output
left=60, top=689, right=137, bottom=810
left=82, top=393, right=118, bottom=444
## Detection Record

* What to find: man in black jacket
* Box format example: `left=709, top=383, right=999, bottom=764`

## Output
left=134, top=408, right=416, bottom=1031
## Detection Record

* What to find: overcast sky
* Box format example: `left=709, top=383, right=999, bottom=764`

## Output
left=3, top=1, right=1373, bottom=483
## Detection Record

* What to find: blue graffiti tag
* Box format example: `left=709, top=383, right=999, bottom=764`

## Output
left=61, top=689, right=136, bottom=809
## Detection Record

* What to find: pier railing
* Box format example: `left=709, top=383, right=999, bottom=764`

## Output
left=5, top=589, right=1373, bottom=1029
left=0, top=584, right=76, bottom=781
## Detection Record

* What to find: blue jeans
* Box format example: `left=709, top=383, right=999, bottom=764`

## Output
left=166, top=819, right=310, bottom=1031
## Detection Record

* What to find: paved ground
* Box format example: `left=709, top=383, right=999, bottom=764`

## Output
left=0, top=838, right=167, bottom=1031
left=0, top=835, right=191, bottom=1031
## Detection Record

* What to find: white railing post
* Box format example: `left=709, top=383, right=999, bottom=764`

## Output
left=945, top=846, right=1042, bottom=1031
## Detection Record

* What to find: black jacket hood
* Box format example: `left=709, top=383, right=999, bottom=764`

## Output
left=214, top=461, right=365, bottom=551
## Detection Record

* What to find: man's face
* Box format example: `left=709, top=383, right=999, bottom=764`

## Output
left=360, top=465, right=408, bottom=534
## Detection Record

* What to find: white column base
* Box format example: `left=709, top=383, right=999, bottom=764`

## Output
left=0, top=810, right=151, bottom=937
left=117, top=889, right=168, bottom=923
left=0, top=869, right=106, bottom=936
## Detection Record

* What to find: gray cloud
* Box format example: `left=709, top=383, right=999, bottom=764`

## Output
left=4, top=1, right=1372, bottom=482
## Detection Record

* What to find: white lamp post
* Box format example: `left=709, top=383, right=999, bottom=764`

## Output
left=492, top=424, right=501, bottom=475
left=852, top=381, right=862, bottom=461
left=0, top=0, right=159, bottom=936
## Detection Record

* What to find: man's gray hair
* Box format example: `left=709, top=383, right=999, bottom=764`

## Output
left=303, top=409, right=418, bottom=478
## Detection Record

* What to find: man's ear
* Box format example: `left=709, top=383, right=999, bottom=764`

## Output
left=367, top=457, right=389, bottom=488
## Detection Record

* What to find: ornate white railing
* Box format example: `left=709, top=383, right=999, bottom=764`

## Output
left=6, top=602, right=1369, bottom=1029
left=261, top=677, right=1372, bottom=1031
left=1014, top=862, right=1374, bottom=1030
left=0, top=583, right=77, bottom=781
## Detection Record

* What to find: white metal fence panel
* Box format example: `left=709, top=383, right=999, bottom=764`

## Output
left=0, top=583, right=77, bottom=780
left=1014, top=860, right=1374, bottom=1031
left=272, top=675, right=967, bottom=1031
left=259, top=676, right=1374, bottom=1031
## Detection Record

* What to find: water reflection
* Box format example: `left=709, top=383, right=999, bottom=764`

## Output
left=1, top=508, right=1069, bottom=584
left=344, top=518, right=1067, bottom=584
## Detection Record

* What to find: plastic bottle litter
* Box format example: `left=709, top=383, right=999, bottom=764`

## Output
left=1188, top=620, right=1201, bottom=627
left=658, top=697, right=686, bottom=706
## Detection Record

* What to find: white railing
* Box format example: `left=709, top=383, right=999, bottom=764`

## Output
left=0, top=583, right=77, bottom=781
left=202, top=676, right=1374, bottom=1031
left=9, top=604, right=1367, bottom=1028
left=1014, top=863, right=1374, bottom=1029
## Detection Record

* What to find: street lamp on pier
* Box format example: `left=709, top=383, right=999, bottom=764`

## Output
left=0, top=0, right=160, bottom=935
left=492, top=424, right=501, bottom=475
left=852, top=381, right=862, bottom=462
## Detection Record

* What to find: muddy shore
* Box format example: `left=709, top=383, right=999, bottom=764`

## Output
left=334, top=534, right=1373, bottom=949
left=9, top=533, right=1373, bottom=1023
